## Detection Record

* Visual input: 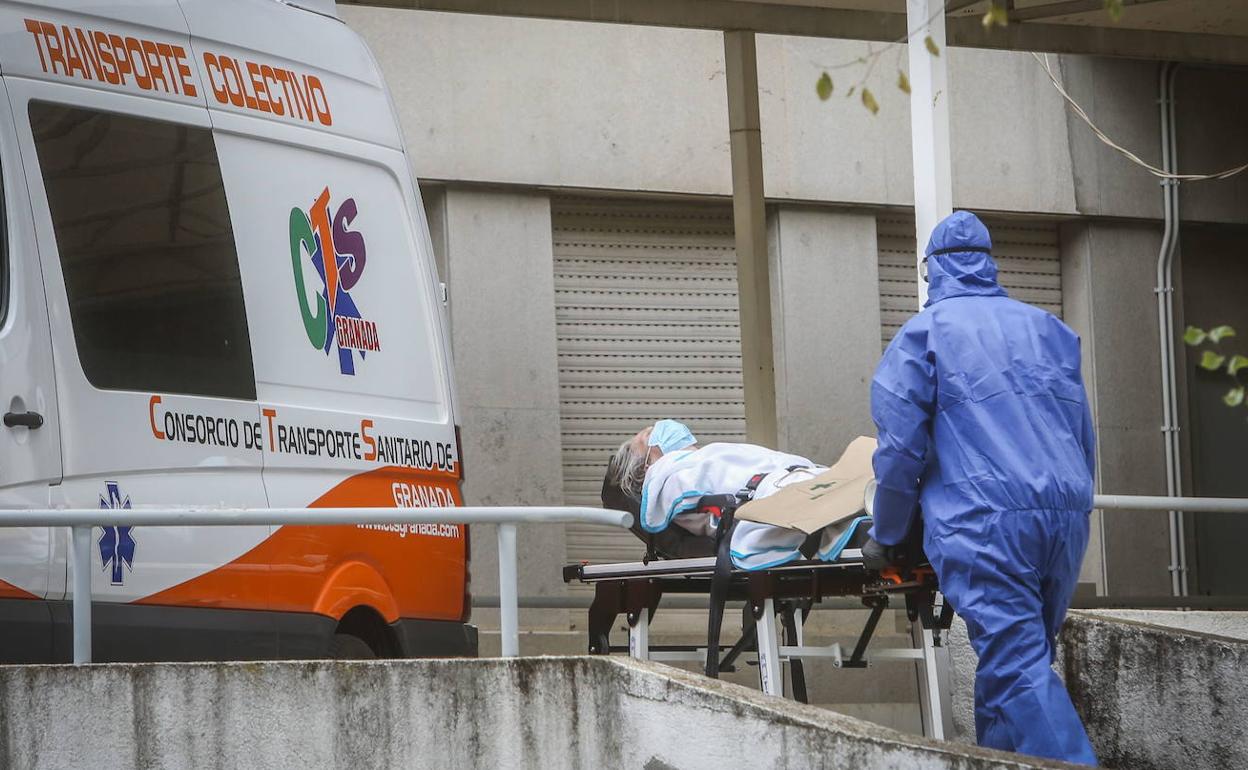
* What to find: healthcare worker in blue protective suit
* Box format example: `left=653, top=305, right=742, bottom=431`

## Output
left=864, top=211, right=1098, bottom=766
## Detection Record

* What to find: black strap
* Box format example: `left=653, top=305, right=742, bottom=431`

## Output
left=928, top=245, right=992, bottom=256
left=705, top=503, right=738, bottom=678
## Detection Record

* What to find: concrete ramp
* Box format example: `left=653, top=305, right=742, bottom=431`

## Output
left=0, top=656, right=1063, bottom=769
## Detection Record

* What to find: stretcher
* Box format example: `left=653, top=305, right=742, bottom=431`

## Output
left=563, top=510, right=957, bottom=739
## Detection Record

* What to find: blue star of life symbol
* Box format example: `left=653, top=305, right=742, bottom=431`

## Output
left=98, top=482, right=136, bottom=586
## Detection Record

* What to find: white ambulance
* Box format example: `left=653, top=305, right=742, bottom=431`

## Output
left=0, top=0, right=473, bottom=661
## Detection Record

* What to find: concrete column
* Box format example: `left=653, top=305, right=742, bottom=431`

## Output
left=1061, top=221, right=1170, bottom=597
left=906, top=0, right=953, bottom=308
left=442, top=188, right=568, bottom=636
left=768, top=207, right=881, bottom=460
left=724, top=30, right=779, bottom=448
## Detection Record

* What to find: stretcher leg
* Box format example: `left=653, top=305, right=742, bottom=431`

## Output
left=587, top=582, right=621, bottom=654
left=628, top=607, right=650, bottom=661
left=780, top=602, right=808, bottom=704
left=756, top=598, right=784, bottom=697
left=704, top=512, right=737, bottom=678
left=912, top=621, right=954, bottom=740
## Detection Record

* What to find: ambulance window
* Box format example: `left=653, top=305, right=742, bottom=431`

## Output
left=28, top=103, right=256, bottom=400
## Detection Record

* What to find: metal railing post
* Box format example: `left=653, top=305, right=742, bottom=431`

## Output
left=496, top=522, right=519, bottom=657
left=72, top=525, right=92, bottom=664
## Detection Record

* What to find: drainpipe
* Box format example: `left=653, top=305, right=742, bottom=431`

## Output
left=1156, top=62, right=1187, bottom=597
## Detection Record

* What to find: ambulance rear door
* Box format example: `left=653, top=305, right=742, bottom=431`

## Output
left=2, top=4, right=274, bottom=660
left=0, top=72, right=64, bottom=662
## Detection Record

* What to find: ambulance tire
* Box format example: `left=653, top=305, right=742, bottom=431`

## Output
left=328, top=633, right=377, bottom=660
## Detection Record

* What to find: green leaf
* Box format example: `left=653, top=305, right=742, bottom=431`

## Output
left=1224, top=387, right=1245, bottom=408
left=1183, top=326, right=1207, bottom=346
left=1228, top=355, right=1248, bottom=376
left=982, top=2, right=1009, bottom=28
left=847, top=85, right=857, bottom=98
left=924, top=35, right=940, bottom=57
left=861, top=88, right=879, bottom=115
left=1105, top=0, right=1124, bottom=22
left=1200, top=351, right=1228, bottom=371
left=816, top=72, right=834, bottom=101
left=897, top=70, right=911, bottom=95
left=1209, top=325, right=1237, bottom=343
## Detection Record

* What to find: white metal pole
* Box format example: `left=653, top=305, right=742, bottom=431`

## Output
left=72, top=525, right=92, bottom=664
left=496, top=522, right=519, bottom=657
left=906, top=0, right=953, bottom=308
left=912, top=623, right=952, bottom=740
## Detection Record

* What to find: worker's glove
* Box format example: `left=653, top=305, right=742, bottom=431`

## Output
left=862, top=537, right=896, bottom=571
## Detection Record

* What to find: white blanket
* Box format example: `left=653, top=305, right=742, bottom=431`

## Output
left=639, top=443, right=867, bottom=570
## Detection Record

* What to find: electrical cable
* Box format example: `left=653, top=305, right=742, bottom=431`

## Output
left=1032, top=52, right=1248, bottom=182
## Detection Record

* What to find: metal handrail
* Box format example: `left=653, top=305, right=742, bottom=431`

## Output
left=6, top=493, right=1248, bottom=664
left=1094, top=495, right=1248, bottom=514
left=0, top=506, right=631, bottom=664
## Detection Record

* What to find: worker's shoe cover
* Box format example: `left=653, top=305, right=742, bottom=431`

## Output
left=928, top=508, right=1097, bottom=765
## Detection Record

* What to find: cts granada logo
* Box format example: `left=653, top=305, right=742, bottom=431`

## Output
left=289, top=187, right=379, bottom=375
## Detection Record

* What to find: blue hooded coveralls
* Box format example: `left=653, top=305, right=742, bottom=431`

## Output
left=870, top=211, right=1098, bottom=765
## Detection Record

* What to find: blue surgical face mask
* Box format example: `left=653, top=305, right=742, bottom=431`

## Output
left=647, top=419, right=696, bottom=455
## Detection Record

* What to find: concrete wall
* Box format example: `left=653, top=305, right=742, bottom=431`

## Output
left=1056, top=57, right=1164, bottom=221
left=1086, top=609, right=1248, bottom=641
left=0, top=656, right=1067, bottom=769
left=1060, top=221, right=1170, bottom=596
left=438, top=189, right=569, bottom=624
left=769, top=207, right=881, bottom=459
left=345, top=7, right=1248, bottom=226
left=946, top=610, right=1248, bottom=769
left=1062, top=612, right=1248, bottom=770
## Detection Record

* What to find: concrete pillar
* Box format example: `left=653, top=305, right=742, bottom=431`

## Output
left=1061, top=220, right=1170, bottom=597
left=441, top=188, right=568, bottom=635
left=768, top=207, right=881, bottom=460
left=724, top=30, right=779, bottom=448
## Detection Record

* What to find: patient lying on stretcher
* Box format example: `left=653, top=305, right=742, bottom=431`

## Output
left=602, top=420, right=871, bottom=570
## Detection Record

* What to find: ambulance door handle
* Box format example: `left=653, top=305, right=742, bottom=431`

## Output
left=3, top=411, right=43, bottom=430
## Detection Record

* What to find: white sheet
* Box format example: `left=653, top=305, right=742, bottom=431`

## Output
left=639, top=443, right=868, bottom=570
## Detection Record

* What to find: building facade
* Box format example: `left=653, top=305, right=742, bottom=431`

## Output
left=342, top=7, right=1248, bottom=613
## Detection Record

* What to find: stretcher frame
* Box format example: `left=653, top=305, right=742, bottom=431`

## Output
left=563, top=546, right=956, bottom=739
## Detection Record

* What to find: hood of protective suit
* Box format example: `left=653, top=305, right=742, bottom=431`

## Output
left=924, top=211, right=1007, bottom=307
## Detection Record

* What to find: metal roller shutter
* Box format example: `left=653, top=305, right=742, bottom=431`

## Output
left=553, top=196, right=744, bottom=566
left=877, top=216, right=1063, bottom=348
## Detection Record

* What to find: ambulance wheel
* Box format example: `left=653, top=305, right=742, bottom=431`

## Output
left=329, top=633, right=377, bottom=659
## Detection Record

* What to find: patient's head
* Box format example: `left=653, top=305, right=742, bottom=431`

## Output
left=603, top=421, right=698, bottom=504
